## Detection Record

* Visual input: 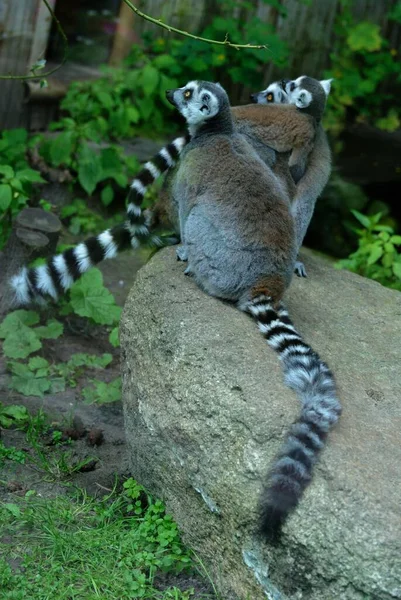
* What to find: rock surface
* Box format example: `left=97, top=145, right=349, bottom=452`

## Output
left=120, top=247, right=401, bottom=600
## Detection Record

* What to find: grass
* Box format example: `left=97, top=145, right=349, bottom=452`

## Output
left=0, top=479, right=215, bottom=599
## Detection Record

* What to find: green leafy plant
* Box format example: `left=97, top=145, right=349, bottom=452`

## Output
left=0, top=482, right=199, bottom=599
left=0, top=310, right=63, bottom=360
left=0, top=441, right=26, bottom=465
left=0, top=129, right=46, bottom=248
left=324, top=0, right=401, bottom=139
left=0, top=403, right=29, bottom=429
left=82, top=377, right=121, bottom=404
left=65, top=268, right=122, bottom=325
left=337, top=210, right=401, bottom=290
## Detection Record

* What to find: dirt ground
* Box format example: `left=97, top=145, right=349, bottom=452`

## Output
left=0, top=249, right=216, bottom=598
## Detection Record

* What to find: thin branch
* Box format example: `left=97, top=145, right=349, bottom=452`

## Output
left=0, top=0, right=68, bottom=80
left=121, top=0, right=267, bottom=50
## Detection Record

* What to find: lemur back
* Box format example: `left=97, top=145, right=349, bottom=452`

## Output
left=168, top=80, right=341, bottom=537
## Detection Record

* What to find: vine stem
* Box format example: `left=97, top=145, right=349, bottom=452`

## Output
left=120, top=0, right=267, bottom=50
left=0, top=0, right=68, bottom=80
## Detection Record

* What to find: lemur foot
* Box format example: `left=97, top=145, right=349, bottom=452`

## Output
left=184, top=266, right=193, bottom=276
left=294, top=261, right=307, bottom=278
left=176, top=246, right=188, bottom=262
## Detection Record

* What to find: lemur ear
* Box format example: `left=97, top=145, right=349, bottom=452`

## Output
left=320, top=79, right=333, bottom=96
left=215, top=82, right=224, bottom=91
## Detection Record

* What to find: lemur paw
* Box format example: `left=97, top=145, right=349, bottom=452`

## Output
left=294, top=261, right=307, bottom=278
left=176, top=246, right=188, bottom=262
left=184, top=266, right=193, bottom=277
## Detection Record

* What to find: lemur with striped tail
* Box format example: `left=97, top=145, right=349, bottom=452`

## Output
left=9, top=76, right=331, bottom=305
left=167, top=80, right=341, bottom=538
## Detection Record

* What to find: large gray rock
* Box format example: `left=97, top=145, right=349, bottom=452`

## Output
left=120, top=247, right=401, bottom=600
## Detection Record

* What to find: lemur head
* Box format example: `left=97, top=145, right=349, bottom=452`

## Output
left=250, top=80, right=290, bottom=105
left=284, top=76, right=332, bottom=120
left=166, top=81, right=231, bottom=136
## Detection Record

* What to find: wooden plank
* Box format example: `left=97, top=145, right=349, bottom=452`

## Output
left=0, top=0, right=44, bottom=129
left=29, top=0, right=57, bottom=67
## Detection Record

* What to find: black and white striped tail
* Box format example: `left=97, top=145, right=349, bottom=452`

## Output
left=126, top=135, right=189, bottom=227
left=248, top=295, right=341, bottom=538
left=10, top=135, right=190, bottom=305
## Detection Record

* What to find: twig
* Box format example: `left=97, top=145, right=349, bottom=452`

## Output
left=0, top=0, right=68, bottom=80
left=121, top=0, right=267, bottom=50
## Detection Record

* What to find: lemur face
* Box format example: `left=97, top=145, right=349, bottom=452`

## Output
left=166, top=81, right=225, bottom=126
left=284, top=76, right=333, bottom=110
left=250, top=80, right=289, bottom=105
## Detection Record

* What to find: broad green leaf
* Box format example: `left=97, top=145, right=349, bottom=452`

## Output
left=140, top=64, right=159, bottom=96
left=78, top=145, right=102, bottom=196
left=351, top=210, right=371, bottom=229
left=82, top=377, right=121, bottom=404
left=49, top=131, right=74, bottom=166
left=35, top=319, right=64, bottom=339
left=101, top=184, right=114, bottom=206
left=10, top=369, right=50, bottom=397
left=390, top=235, right=401, bottom=245
left=367, top=245, right=383, bottom=265
left=126, top=106, right=140, bottom=123
left=0, top=165, right=14, bottom=179
left=15, top=168, right=45, bottom=183
left=0, top=310, right=39, bottom=338
left=28, top=356, right=49, bottom=371
left=393, top=262, right=401, bottom=279
left=3, top=325, right=41, bottom=359
left=347, top=22, right=382, bottom=52
left=97, top=91, right=114, bottom=110
left=4, top=503, right=21, bottom=518
left=0, top=183, right=12, bottom=211
left=49, top=377, right=66, bottom=394
left=69, top=269, right=122, bottom=325
left=109, top=326, right=120, bottom=347
left=0, top=403, right=28, bottom=422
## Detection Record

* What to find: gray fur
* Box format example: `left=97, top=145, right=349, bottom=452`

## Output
left=170, top=81, right=341, bottom=537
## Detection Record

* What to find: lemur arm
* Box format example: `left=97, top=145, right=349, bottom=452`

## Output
left=291, top=125, right=331, bottom=251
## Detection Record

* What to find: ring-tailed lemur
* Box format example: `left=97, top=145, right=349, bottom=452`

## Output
left=9, top=76, right=331, bottom=305
left=167, top=80, right=341, bottom=538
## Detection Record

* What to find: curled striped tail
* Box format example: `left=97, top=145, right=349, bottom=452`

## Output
left=126, top=135, right=190, bottom=227
left=248, top=294, right=341, bottom=538
left=9, top=135, right=190, bottom=306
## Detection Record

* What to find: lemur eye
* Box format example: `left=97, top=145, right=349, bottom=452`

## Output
left=201, top=94, right=209, bottom=102
left=290, top=82, right=296, bottom=92
left=184, top=89, right=192, bottom=99
left=266, top=93, right=274, bottom=102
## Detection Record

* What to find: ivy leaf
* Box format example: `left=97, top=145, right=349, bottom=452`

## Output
left=0, top=403, right=28, bottom=426
left=0, top=183, right=12, bottom=211
left=69, top=269, right=121, bottom=325
left=347, top=22, right=382, bottom=52
left=35, top=319, right=64, bottom=339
